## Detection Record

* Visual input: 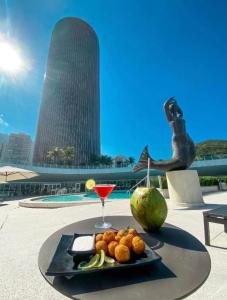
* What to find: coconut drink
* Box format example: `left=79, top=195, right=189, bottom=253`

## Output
left=131, top=156, right=167, bottom=232
left=130, top=187, right=167, bottom=232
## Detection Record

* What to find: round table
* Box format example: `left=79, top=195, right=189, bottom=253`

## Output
left=38, top=216, right=211, bottom=300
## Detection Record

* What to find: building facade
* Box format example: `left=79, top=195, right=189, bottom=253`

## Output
left=3, top=133, right=33, bottom=164
left=0, top=133, right=9, bottom=161
left=33, top=17, right=100, bottom=166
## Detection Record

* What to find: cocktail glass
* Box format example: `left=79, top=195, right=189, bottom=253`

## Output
left=94, top=184, right=116, bottom=229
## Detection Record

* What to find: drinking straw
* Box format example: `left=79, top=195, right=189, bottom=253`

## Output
left=147, top=158, right=150, bottom=188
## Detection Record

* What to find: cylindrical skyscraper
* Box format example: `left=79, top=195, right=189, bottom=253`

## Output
left=33, top=17, right=100, bottom=166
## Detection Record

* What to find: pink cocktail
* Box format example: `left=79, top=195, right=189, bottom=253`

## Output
left=94, top=185, right=115, bottom=199
left=94, top=184, right=116, bottom=229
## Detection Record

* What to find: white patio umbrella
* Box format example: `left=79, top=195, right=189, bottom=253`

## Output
left=0, top=166, right=38, bottom=182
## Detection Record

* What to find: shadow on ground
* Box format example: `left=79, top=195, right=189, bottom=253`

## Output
left=53, top=262, right=176, bottom=298
left=149, top=225, right=207, bottom=252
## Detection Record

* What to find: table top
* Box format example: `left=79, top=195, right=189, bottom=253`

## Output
left=203, top=206, right=227, bottom=218
left=38, top=216, right=211, bottom=300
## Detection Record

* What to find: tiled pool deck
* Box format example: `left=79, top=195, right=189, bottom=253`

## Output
left=0, top=192, right=227, bottom=300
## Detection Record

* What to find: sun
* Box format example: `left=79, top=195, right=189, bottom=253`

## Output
left=0, top=41, right=23, bottom=74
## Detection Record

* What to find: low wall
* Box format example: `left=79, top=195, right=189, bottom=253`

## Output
left=159, top=185, right=219, bottom=199
left=19, top=197, right=99, bottom=208
left=201, top=186, right=219, bottom=193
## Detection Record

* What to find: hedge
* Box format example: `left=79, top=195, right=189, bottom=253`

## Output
left=157, top=176, right=227, bottom=188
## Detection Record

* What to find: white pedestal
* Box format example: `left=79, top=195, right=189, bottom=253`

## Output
left=166, top=170, right=204, bottom=208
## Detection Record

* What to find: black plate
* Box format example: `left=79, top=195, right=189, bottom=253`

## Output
left=46, top=234, right=161, bottom=276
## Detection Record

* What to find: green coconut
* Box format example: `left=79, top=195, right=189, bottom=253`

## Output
left=130, top=187, right=167, bottom=232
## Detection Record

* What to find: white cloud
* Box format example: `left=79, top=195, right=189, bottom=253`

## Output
left=0, top=114, right=9, bottom=127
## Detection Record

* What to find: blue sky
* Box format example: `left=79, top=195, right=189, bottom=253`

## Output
left=0, top=0, right=227, bottom=160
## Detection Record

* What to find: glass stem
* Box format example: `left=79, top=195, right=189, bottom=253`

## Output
left=101, top=198, right=105, bottom=224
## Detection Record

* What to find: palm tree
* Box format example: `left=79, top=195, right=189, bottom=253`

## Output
left=89, top=154, right=100, bottom=166
left=89, top=154, right=113, bottom=166
left=100, top=155, right=113, bottom=166
left=128, top=157, right=135, bottom=165
left=46, top=147, right=64, bottom=165
left=62, top=146, right=75, bottom=165
left=47, top=150, right=54, bottom=163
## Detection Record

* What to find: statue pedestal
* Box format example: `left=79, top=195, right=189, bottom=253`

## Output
left=166, top=170, right=204, bottom=208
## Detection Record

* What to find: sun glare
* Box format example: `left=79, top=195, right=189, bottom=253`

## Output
left=0, top=41, right=23, bottom=74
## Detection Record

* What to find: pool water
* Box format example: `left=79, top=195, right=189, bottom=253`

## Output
left=41, top=191, right=131, bottom=202
left=42, top=195, right=83, bottom=202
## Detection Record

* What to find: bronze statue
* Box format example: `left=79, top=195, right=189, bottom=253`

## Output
left=134, top=97, right=196, bottom=172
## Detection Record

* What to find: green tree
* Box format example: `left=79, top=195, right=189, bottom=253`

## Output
left=89, top=154, right=113, bottom=166
left=128, top=157, right=135, bottom=164
left=89, top=154, right=100, bottom=166
left=196, top=140, right=227, bottom=158
left=46, top=147, right=64, bottom=164
left=62, top=146, right=75, bottom=165
left=99, top=155, right=113, bottom=166
left=47, top=150, right=54, bottom=162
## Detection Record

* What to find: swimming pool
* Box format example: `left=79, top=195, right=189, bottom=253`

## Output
left=42, top=191, right=130, bottom=202
left=19, top=191, right=131, bottom=208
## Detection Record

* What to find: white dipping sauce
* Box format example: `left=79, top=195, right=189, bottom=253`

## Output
left=72, top=235, right=94, bottom=251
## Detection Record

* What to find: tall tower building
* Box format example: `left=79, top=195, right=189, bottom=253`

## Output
left=3, top=133, right=32, bottom=164
left=33, top=17, right=100, bottom=166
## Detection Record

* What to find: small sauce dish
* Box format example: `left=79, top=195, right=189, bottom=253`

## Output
left=68, top=233, right=96, bottom=263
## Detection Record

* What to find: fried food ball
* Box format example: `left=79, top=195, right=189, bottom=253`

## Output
left=119, top=234, right=134, bottom=250
left=115, top=235, right=122, bottom=242
left=95, top=233, right=103, bottom=242
left=132, top=236, right=145, bottom=255
left=96, top=240, right=108, bottom=254
left=115, top=229, right=125, bottom=242
left=103, top=230, right=116, bottom=244
left=117, top=229, right=126, bottom=237
left=128, top=228, right=138, bottom=236
left=108, top=241, right=118, bottom=257
left=115, top=244, right=130, bottom=263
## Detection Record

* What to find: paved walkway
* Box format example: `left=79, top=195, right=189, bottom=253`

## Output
left=0, top=192, right=227, bottom=300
